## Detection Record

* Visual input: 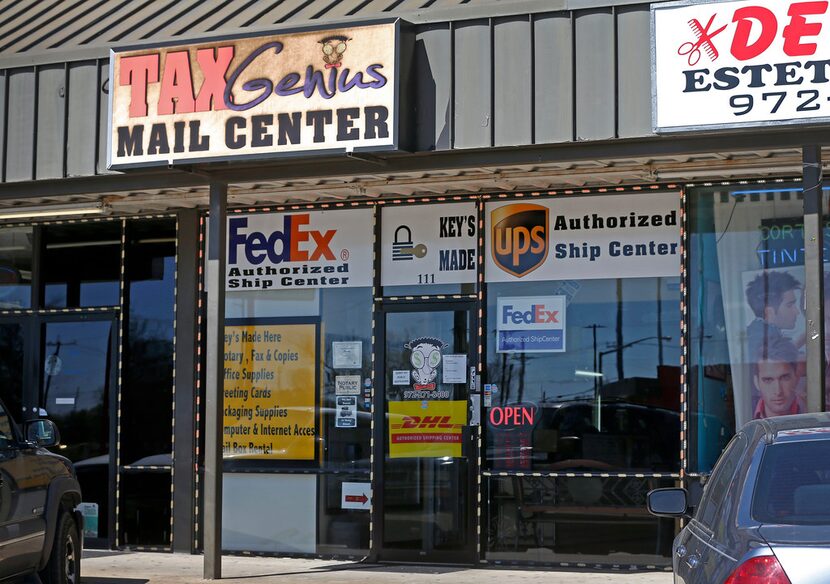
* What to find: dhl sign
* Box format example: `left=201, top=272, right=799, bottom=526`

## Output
left=388, top=400, right=467, bottom=458
left=391, top=415, right=464, bottom=430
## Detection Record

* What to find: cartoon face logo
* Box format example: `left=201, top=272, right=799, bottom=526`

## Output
left=320, top=35, right=350, bottom=69
left=404, top=337, right=447, bottom=388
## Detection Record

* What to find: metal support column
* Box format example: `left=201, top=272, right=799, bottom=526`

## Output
left=204, top=182, right=227, bottom=579
left=803, top=146, right=825, bottom=413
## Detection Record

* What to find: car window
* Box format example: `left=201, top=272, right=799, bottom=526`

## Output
left=696, top=432, right=747, bottom=527
left=752, top=439, right=830, bottom=525
left=0, top=402, right=14, bottom=449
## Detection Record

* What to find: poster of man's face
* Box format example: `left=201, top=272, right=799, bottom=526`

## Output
left=753, top=357, right=799, bottom=418
left=766, top=288, right=800, bottom=330
left=742, top=267, right=806, bottom=419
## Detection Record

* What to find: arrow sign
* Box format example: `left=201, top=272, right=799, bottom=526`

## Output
left=342, top=482, right=371, bottom=510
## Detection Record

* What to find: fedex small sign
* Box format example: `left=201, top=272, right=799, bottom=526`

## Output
left=496, top=296, right=566, bottom=353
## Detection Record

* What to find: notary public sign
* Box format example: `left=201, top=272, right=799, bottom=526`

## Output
left=653, top=0, right=830, bottom=131
left=108, top=22, right=399, bottom=168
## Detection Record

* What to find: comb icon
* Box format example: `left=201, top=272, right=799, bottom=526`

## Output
left=677, top=14, right=728, bottom=67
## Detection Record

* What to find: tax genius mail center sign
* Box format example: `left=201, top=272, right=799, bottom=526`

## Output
left=108, top=22, right=399, bottom=168
left=653, top=0, right=830, bottom=131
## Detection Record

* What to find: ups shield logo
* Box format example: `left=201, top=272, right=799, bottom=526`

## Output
left=491, top=204, right=548, bottom=277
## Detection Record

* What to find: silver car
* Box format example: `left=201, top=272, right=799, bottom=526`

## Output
left=648, top=413, right=830, bottom=584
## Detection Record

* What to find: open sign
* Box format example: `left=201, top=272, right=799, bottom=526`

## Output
left=488, top=404, right=538, bottom=429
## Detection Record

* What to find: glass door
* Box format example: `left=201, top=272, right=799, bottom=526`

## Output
left=376, top=303, right=478, bottom=563
left=40, top=315, right=117, bottom=548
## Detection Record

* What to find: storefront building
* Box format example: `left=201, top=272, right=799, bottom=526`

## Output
left=0, top=0, right=828, bottom=572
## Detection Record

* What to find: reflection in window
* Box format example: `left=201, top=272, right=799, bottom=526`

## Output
left=42, top=320, right=111, bottom=462
left=486, top=475, right=675, bottom=564
left=120, top=220, right=175, bottom=465
left=485, top=278, right=681, bottom=473
left=0, top=227, right=33, bottom=309
left=0, top=323, right=24, bottom=420
left=689, top=185, right=812, bottom=472
left=42, top=318, right=113, bottom=541
left=822, top=190, right=830, bottom=414
left=752, top=439, right=830, bottom=526
left=223, top=284, right=373, bottom=555
left=119, top=471, right=172, bottom=546
left=119, top=219, right=176, bottom=549
left=42, top=222, right=121, bottom=308
left=0, top=400, right=14, bottom=446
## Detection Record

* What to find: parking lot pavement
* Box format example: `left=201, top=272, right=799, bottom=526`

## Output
left=81, top=551, right=674, bottom=584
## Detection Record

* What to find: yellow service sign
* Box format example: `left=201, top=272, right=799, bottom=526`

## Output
left=223, top=323, right=317, bottom=460
left=388, top=400, right=467, bottom=458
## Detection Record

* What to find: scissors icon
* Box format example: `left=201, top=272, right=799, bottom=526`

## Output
left=677, top=14, right=727, bottom=67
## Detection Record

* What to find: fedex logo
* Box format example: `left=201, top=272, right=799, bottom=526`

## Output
left=229, top=215, right=335, bottom=265
left=501, top=304, right=559, bottom=325
left=496, top=296, right=566, bottom=352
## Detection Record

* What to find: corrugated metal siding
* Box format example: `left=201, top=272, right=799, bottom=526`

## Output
left=575, top=9, right=615, bottom=141
left=35, top=64, right=65, bottom=180
left=534, top=13, right=573, bottom=144
left=414, top=23, right=451, bottom=152
left=6, top=68, right=35, bottom=182
left=617, top=5, right=652, bottom=138
left=453, top=20, right=491, bottom=149
left=0, top=0, right=519, bottom=55
left=66, top=61, right=99, bottom=177
left=0, top=3, right=658, bottom=183
left=97, top=60, right=109, bottom=175
left=494, top=16, right=532, bottom=147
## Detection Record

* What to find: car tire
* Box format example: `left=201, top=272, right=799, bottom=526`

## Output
left=40, top=511, right=80, bottom=584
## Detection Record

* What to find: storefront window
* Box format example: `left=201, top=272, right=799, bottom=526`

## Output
left=121, top=219, right=176, bottom=465
left=119, top=219, right=176, bottom=547
left=42, top=222, right=121, bottom=308
left=0, top=322, right=24, bottom=419
left=43, top=317, right=113, bottom=542
left=822, top=189, right=830, bottom=414
left=221, top=208, right=373, bottom=555
left=0, top=227, right=33, bottom=309
left=485, top=278, right=681, bottom=473
left=689, top=184, right=816, bottom=472
left=485, top=475, right=676, bottom=563
left=480, top=192, right=682, bottom=565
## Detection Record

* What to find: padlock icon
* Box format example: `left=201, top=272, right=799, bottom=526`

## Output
left=392, top=225, right=415, bottom=261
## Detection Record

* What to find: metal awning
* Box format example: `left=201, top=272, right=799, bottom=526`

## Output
left=0, top=146, right=810, bottom=217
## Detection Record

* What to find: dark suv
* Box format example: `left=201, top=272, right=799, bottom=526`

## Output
left=0, top=398, right=82, bottom=583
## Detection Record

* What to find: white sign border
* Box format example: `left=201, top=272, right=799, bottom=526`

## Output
left=651, top=0, right=830, bottom=133
left=107, top=19, right=405, bottom=170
